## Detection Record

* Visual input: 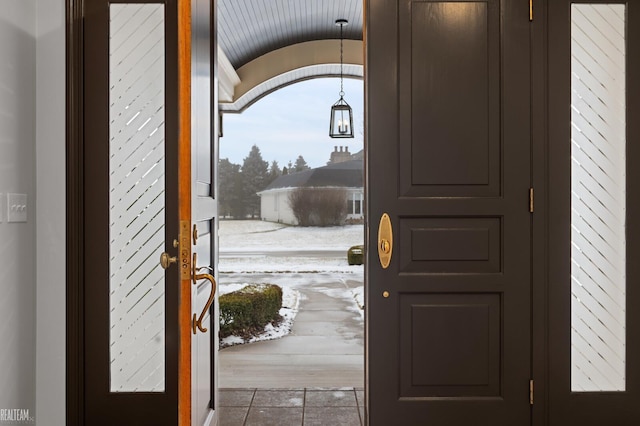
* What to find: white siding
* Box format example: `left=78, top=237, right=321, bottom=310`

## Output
left=259, top=187, right=364, bottom=225
left=260, top=188, right=299, bottom=225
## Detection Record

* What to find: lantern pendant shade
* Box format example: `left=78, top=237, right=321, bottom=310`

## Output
left=330, top=97, right=354, bottom=138
left=330, top=18, right=354, bottom=139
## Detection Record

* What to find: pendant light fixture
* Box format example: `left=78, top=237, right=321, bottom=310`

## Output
left=329, top=18, right=354, bottom=138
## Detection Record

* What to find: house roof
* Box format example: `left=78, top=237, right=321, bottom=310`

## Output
left=262, top=159, right=363, bottom=191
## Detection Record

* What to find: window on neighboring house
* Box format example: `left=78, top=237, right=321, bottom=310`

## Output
left=354, top=199, right=361, bottom=215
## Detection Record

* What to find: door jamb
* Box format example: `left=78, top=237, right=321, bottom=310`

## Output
left=531, top=1, right=549, bottom=424
left=66, top=0, right=84, bottom=423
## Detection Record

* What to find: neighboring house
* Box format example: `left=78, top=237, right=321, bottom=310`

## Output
left=258, top=156, right=364, bottom=225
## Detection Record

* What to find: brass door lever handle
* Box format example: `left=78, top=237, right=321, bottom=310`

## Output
left=192, top=272, right=217, bottom=334
left=191, top=252, right=217, bottom=334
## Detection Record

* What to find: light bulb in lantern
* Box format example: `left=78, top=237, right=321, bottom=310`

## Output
left=340, top=119, right=349, bottom=134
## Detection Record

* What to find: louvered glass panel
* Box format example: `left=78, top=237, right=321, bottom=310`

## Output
left=109, top=3, right=166, bottom=392
left=571, top=4, right=626, bottom=392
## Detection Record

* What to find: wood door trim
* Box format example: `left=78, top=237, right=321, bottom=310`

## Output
left=178, top=0, right=192, bottom=424
left=66, top=0, right=84, bottom=424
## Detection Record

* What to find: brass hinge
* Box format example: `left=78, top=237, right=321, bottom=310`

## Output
left=529, top=379, right=534, bottom=405
left=529, top=187, right=534, bottom=213
left=529, top=0, right=533, bottom=21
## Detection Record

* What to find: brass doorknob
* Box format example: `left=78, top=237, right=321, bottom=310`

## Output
left=160, top=252, right=177, bottom=269
left=380, top=239, right=391, bottom=254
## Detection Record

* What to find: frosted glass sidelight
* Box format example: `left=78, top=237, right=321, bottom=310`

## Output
left=109, top=3, right=166, bottom=392
left=571, top=4, right=626, bottom=392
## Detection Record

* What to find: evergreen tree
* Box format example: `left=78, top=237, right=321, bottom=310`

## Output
left=282, top=166, right=288, bottom=175
left=294, top=155, right=310, bottom=172
left=268, top=160, right=282, bottom=184
left=218, top=158, right=244, bottom=218
left=241, top=145, right=269, bottom=218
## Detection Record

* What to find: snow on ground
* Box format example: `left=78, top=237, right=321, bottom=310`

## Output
left=218, top=220, right=365, bottom=345
left=219, top=256, right=361, bottom=274
left=219, top=283, right=301, bottom=348
left=219, top=220, right=364, bottom=252
left=351, top=286, right=364, bottom=319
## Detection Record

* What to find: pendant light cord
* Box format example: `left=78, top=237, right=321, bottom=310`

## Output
left=339, top=21, right=344, bottom=98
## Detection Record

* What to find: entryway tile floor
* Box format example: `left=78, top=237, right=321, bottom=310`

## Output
left=219, top=388, right=365, bottom=426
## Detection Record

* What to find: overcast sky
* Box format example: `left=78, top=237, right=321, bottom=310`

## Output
left=219, top=78, right=364, bottom=170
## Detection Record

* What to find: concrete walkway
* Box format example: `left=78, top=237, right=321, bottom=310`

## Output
left=219, top=279, right=364, bottom=388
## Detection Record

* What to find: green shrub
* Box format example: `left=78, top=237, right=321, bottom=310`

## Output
left=348, top=245, right=364, bottom=265
left=219, top=284, right=283, bottom=338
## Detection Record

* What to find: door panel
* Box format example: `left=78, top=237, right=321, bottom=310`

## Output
left=548, top=0, right=640, bottom=423
left=399, top=1, right=501, bottom=198
left=367, top=0, right=532, bottom=424
left=84, top=0, right=180, bottom=423
left=399, top=293, right=502, bottom=397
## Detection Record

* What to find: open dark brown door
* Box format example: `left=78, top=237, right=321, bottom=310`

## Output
left=79, top=0, right=217, bottom=424
left=547, top=1, right=640, bottom=423
left=366, top=0, right=532, bottom=424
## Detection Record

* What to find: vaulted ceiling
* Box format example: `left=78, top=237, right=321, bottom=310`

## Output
left=217, top=0, right=364, bottom=112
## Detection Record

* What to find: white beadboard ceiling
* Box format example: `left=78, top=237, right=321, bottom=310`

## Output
left=218, top=0, right=363, bottom=69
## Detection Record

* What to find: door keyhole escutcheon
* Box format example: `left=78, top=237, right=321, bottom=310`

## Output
left=378, top=213, right=393, bottom=269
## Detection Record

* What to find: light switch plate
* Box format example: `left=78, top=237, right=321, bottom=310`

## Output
left=7, top=193, right=27, bottom=223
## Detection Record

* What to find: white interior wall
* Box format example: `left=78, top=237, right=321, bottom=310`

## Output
left=0, top=0, right=37, bottom=418
left=35, top=0, right=65, bottom=423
